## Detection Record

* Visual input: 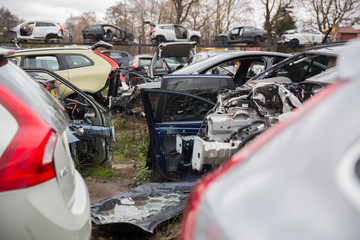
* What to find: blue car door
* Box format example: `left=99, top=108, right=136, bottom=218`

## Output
left=142, top=89, right=215, bottom=181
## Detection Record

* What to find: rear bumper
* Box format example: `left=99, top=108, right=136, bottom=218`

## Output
left=0, top=172, right=91, bottom=240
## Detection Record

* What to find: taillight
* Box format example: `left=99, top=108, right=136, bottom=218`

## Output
left=152, top=30, right=156, bottom=34
left=0, top=85, right=56, bottom=192
left=132, top=58, right=139, bottom=69
left=131, top=77, right=137, bottom=81
left=180, top=83, right=343, bottom=240
left=264, top=30, right=268, bottom=35
left=58, top=23, right=63, bottom=32
left=94, top=51, right=119, bottom=72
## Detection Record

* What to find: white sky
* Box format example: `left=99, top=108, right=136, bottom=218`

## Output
left=0, top=0, right=114, bottom=24
left=1, top=0, right=267, bottom=28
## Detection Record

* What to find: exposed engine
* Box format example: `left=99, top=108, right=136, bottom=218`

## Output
left=187, top=82, right=303, bottom=171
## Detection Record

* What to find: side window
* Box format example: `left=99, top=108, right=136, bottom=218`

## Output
left=162, top=94, right=214, bottom=122
left=23, top=55, right=60, bottom=71
left=63, top=54, right=93, bottom=69
left=9, top=59, right=18, bottom=65
left=231, top=28, right=239, bottom=35
left=271, top=55, right=336, bottom=82
left=164, top=77, right=234, bottom=102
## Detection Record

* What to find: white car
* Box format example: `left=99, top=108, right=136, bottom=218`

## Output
left=278, top=29, right=324, bottom=46
left=0, top=48, right=91, bottom=240
left=9, top=20, right=64, bottom=41
left=149, top=24, right=201, bottom=43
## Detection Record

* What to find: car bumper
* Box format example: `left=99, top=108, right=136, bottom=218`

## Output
left=0, top=171, right=91, bottom=240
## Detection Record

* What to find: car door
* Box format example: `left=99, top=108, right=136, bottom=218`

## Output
left=142, top=89, right=215, bottom=181
left=174, top=25, right=188, bottom=41
left=242, top=26, right=255, bottom=42
left=229, top=27, right=244, bottom=43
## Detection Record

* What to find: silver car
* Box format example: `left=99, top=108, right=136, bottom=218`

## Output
left=0, top=48, right=91, bottom=239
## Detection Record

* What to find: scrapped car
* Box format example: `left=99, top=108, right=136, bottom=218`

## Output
left=7, top=45, right=120, bottom=106
left=83, top=24, right=134, bottom=43
left=122, top=54, right=153, bottom=86
left=180, top=39, right=360, bottom=240
left=172, top=50, right=290, bottom=86
left=8, top=20, right=64, bottom=41
left=101, top=50, right=132, bottom=67
left=251, top=41, right=345, bottom=83
left=277, top=29, right=325, bottom=46
left=141, top=42, right=347, bottom=181
left=215, top=26, right=268, bottom=44
left=0, top=48, right=91, bottom=239
left=149, top=23, right=201, bottom=43
left=25, top=68, right=114, bottom=167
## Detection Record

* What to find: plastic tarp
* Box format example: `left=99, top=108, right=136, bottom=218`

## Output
left=91, top=181, right=195, bottom=233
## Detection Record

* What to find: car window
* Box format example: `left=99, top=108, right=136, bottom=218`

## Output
left=160, top=26, right=173, bottom=30
left=231, top=28, right=239, bottom=35
left=36, top=22, right=55, bottom=27
left=164, top=76, right=235, bottom=102
left=269, top=54, right=336, bottom=82
left=139, top=58, right=152, bottom=67
left=63, top=54, right=93, bottom=69
left=23, top=55, right=60, bottom=71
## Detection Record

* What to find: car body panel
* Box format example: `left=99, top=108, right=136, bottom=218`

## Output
left=101, top=50, right=132, bottom=67
left=278, top=29, right=325, bottom=45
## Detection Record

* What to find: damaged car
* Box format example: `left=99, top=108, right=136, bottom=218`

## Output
left=215, top=26, right=268, bottom=44
left=83, top=24, right=134, bottom=43
left=180, top=39, right=360, bottom=240
left=141, top=42, right=346, bottom=181
left=148, top=23, right=201, bottom=43
left=25, top=68, right=115, bottom=168
left=7, top=42, right=121, bottom=108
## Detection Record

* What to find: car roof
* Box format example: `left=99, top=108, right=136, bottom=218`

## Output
left=10, top=46, right=92, bottom=54
left=173, top=51, right=290, bottom=74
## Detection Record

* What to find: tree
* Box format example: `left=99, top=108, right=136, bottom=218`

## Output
left=301, top=0, right=360, bottom=39
left=171, top=0, right=200, bottom=24
left=0, top=7, right=23, bottom=41
left=64, top=12, right=98, bottom=42
left=271, top=2, right=296, bottom=36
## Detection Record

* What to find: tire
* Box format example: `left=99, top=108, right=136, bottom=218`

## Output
left=190, top=36, right=200, bottom=43
left=155, top=35, right=166, bottom=42
left=255, top=36, right=262, bottom=43
left=291, top=38, right=300, bottom=46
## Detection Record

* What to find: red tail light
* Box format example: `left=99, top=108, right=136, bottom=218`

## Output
left=0, top=85, right=56, bottom=192
left=94, top=51, right=119, bottom=72
left=132, top=58, right=139, bottom=69
left=152, top=30, right=156, bottom=34
left=180, top=83, right=343, bottom=240
left=58, top=23, right=63, bottom=32
left=264, top=30, right=268, bottom=35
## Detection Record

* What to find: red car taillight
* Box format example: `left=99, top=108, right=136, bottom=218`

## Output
left=0, top=85, right=57, bottom=192
left=58, top=23, right=63, bottom=32
left=132, top=58, right=139, bottom=69
left=94, top=51, right=119, bottom=72
left=264, top=30, right=268, bottom=35
left=152, top=30, right=156, bottom=34
left=180, top=83, right=343, bottom=240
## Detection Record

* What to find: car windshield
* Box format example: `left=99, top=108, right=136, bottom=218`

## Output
left=253, top=53, right=337, bottom=83
left=139, top=58, right=152, bottom=67
left=172, top=52, right=235, bottom=74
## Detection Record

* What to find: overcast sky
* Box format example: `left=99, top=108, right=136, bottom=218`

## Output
left=0, top=0, right=114, bottom=24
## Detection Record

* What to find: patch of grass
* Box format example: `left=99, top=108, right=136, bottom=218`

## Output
left=88, top=167, right=122, bottom=179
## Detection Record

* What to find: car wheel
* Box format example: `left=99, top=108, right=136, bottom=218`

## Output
left=190, top=36, right=200, bottom=43
left=156, top=36, right=166, bottom=42
left=255, top=36, right=262, bottom=43
left=45, top=34, right=57, bottom=41
left=291, top=38, right=300, bottom=46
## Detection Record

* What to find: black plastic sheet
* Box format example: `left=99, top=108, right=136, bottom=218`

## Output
left=91, top=181, right=195, bottom=233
